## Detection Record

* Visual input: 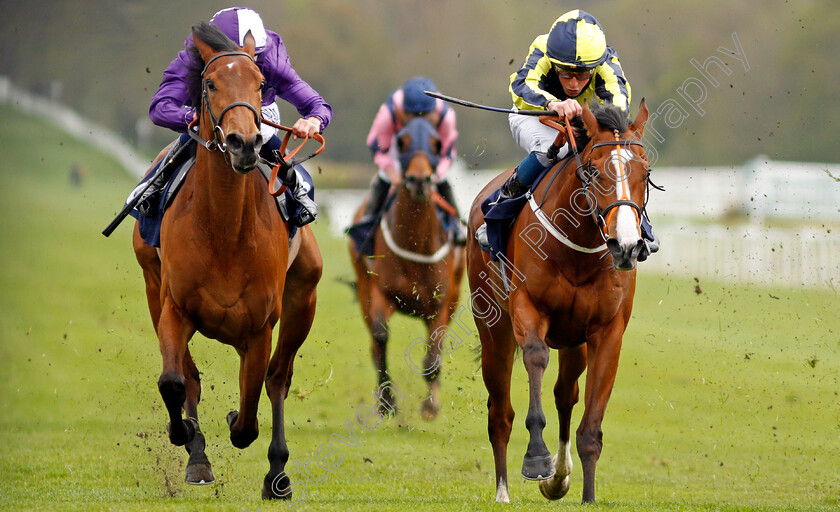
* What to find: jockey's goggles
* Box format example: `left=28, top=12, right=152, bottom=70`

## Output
left=554, top=65, right=593, bottom=81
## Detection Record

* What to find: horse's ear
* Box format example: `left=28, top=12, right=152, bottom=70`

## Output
left=581, top=102, right=598, bottom=137
left=192, top=27, right=215, bottom=63
left=629, top=99, right=649, bottom=137
left=430, top=135, right=442, bottom=156
left=398, top=133, right=411, bottom=154
left=242, top=30, right=256, bottom=57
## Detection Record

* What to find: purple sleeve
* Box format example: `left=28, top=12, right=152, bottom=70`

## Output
left=259, top=32, right=332, bottom=132
left=149, top=39, right=197, bottom=133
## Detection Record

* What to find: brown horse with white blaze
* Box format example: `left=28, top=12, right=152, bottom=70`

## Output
left=132, top=23, right=321, bottom=499
left=349, top=117, right=465, bottom=419
left=466, top=102, right=651, bottom=503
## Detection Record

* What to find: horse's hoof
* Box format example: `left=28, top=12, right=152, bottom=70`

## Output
left=420, top=399, right=439, bottom=421
left=262, top=473, right=292, bottom=500
left=522, top=454, right=555, bottom=481
left=185, top=462, right=215, bottom=485
left=227, top=410, right=258, bottom=449
left=539, top=475, right=571, bottom=500
left=226, top=410, right=239, bottom=428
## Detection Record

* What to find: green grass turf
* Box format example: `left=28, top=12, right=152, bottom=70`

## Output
left=0, top=105, right=838, bottom=511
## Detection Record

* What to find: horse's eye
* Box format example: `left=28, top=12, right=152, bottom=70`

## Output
left=260, top=81, right=266, bottom=91
left=206, top=80, right=216, bottom=92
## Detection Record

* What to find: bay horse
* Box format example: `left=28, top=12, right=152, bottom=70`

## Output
left=132, top=24, right=321, bottom=499
left=349, top=117, right=465, bottom=419
left=466, top=102, right=651, bottom=503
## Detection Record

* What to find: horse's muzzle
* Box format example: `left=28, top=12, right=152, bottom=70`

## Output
left=404, top=176, right=432, bottom=201
left=226, top=132, right=263, bottom=174
left=606, top=238, right=645, bottom=271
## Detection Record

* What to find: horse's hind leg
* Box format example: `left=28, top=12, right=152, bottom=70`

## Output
left=419, top=308, right=453, bottom=420
left=182, top=349, right=214, bottom=485
left=478, top=314, right=517, bottom=503
left=539, top=344, right=586, bottom=500
left=263, top=226, right=322, bottom=500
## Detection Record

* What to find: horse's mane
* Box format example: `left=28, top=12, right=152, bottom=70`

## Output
left=185, top=22, right=238, bottom=108
left=592, top=104, right=630, bottom=133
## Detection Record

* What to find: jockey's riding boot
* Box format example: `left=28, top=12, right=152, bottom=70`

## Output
left=134, top=133, right=193, bottom=217
left=476, top=166, right=531, bottom=248
left=360, top=176, right=391, bottom=223
left=435, top=180, right=467, bottom=246
left=260, top=134, right=318, bottom=226
left=284, top=166, right=318, bottom=226
left=637, top=213, right=660, bottom=262
left=500, top=171, right=529, bottom=201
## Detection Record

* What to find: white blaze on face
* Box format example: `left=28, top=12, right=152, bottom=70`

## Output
left=611, top=148, right=639, bottom=245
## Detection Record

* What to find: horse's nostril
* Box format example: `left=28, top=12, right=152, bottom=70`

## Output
left=606, top=238, right=621, bottom=257
left=226, top=133, right=245, bottom=154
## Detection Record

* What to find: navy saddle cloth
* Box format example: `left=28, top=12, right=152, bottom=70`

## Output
left=128, top=152, right=310, bottom=248
left=479, top=159, right=570, bottom=261
left=346, top=196, right=460, bottom=257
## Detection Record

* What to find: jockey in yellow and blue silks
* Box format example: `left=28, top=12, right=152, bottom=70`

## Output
left=510, top=11, right=629, bottom=113
left=477, top=9, right=658, bottom=256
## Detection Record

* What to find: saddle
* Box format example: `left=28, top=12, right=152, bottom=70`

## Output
left=346, top=195, right=460, bottom=258
left=128, top=145, right=310, bottom=248
left=480, top=154, right=574, bottom=261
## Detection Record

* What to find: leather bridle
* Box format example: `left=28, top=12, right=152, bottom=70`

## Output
left=188, top=51, right=262, bottom=154
left=575, top=133, right=646, bottom=240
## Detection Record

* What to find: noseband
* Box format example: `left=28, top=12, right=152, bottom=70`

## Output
left=189, top=51, right=262, bottom=153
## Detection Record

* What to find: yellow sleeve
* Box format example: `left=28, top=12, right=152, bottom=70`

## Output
left=509, top=35, right=557, bottom=110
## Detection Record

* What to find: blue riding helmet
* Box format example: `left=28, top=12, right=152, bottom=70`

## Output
left=403, top=76, right=438, bottom=114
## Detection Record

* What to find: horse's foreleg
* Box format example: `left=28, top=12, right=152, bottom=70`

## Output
left=578, top=321, right=625, bottom=503
left=511, top=293, right=553, bottom=481
left=182, top=349, right=214, bottom=485
left=227, top=329, right=271, bottom=450
left=157, top=299, right=196, bottom=447
left=478, top=315, right=516, bottom=503
left=540, top=344, right=587, bottom=500
left=262, top=227, right=321, bottom=500
left=365, top=286, right=396, bottom=416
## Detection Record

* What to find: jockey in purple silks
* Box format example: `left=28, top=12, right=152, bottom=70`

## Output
left=139, top=6, right=332, bottom=227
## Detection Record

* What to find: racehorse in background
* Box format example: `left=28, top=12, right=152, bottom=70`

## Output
left=132, top=24, right=321, bottom=499
left=466, top=102, right=651, bottom=503
left=349, top=116, right=465, bottom=419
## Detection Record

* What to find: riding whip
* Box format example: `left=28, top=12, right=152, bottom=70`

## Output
left=101, top=138, right=194, bottom=237
left=423, top=91, right=560, bottom=117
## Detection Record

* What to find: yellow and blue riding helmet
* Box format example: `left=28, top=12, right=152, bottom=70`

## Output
left=546, top=10, right=608, bottom=71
